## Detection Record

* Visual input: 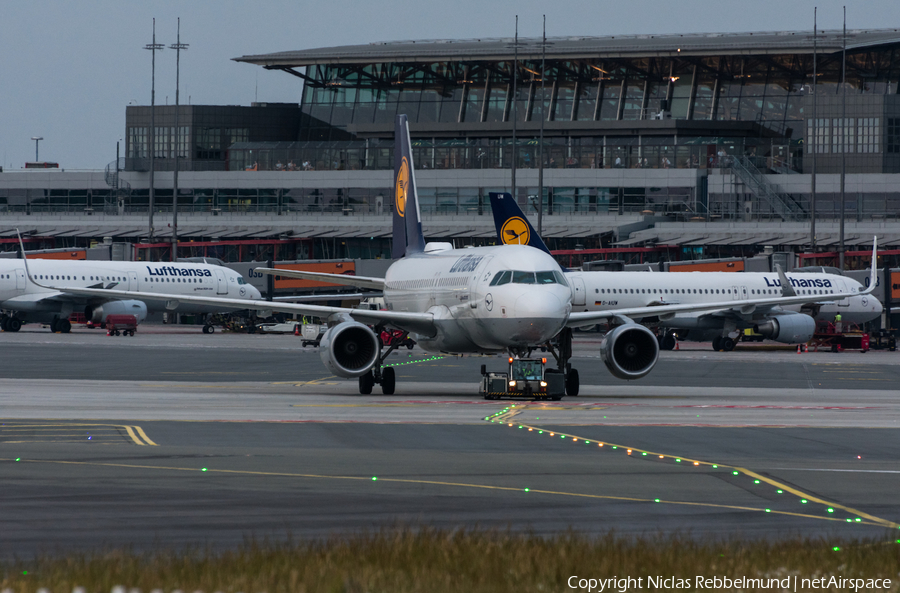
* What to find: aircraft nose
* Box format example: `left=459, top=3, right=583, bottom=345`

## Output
left=515, top=290, right=562, bottom=318
left=871, top=296, right=883, bottom=315
left=513, top=290, right=567, bottom=342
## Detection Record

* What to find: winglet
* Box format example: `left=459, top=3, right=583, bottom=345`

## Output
left=16, top=229, right=53, bottom=290
left=16, top=230, right=36, bottom=284
left=862, top=235, right=878, bottom=295
left=774, top=264, right=796, bottom=297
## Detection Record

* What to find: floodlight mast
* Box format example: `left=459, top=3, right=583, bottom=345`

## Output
left=30, top=137, right=43, bottom=162
left=144, top=19, right=164, bottom=246
left=810, top=6, right=817, bottom=252
left=839, top=5, right=847, bottom=271
left=537, top=15, right=546, bottom=236
left=170, top=18, right=189, bottom=262
left=511, top=16, right=518, bottom=203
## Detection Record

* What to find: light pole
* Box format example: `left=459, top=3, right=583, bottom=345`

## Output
left=144, top=18, right=164, bottom=246
left=30, top=137, right=43, bottom=162
left=170, top=18, right=188, bottom=262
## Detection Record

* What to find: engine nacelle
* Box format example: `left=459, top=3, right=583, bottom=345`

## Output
left=85, top=300, right=148, bottom=324
left=755, top=313, right=816, bottom=344
left=600, top=324, right=660, bottom=381
left=319, top=321, right=380, bottom=378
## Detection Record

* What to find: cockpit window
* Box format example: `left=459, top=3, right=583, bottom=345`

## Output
left=490, top=270, right=511, bottom=286
left=237, top=277, right=247, bottom=285
left=535, top=271, right=560, bottom=285
left=492, top=270, right=565, bottom=285
left=512, top=271, right=536, bottom=284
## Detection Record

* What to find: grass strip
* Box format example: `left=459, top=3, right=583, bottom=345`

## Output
left=3, top=528, right=900, bottom=593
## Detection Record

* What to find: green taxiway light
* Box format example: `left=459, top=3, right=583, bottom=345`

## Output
left=766, top=509, right=771, bottom=513
left=712, top=465, right=717, bottom=468
left=733, top=471, right=739, bottom=476
left=675, top=459, right=681, bottom=463
left=855, top=518, right=862, bottom=522
left=754, top=480, right=760, bottom=484
left=15, top=458, right=20, bottom=462
left=654, top=498, right=660, bottom=503
left=828, top=508, right=834, bottom=513
left=22, top=571, right=27, bottom=576
left=561, top=435, right=565, bottom=439
left=777, top=489, right=783, bottom=493
left=801, top=499, right=808, bottom=504
left=833, top=547, right=840, bottom=551
left=641, top=452, right=647, bottom=456
left=201, top=468, right=207, bottom=472
left=539, top=431, right=543, bottom=434
left=372, top=477, right=377, bottom=481
left=524, top=488, right=529, bottom=492
left=612, top=446, right=617, bottom=449
left=847, top=519, right=853, bottom=523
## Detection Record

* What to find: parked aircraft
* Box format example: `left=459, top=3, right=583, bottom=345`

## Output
left=489, top=191, right=882, bottom=351
left=23, top=116, right=875, bottom=396
left=0, top=258, right=260, bottom=333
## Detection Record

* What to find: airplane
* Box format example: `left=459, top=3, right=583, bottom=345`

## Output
left=0, top=258, right=261, bottom=333
left=18, top=115, right=877, bottom=397
left=489, top=191, right=882, bottom=351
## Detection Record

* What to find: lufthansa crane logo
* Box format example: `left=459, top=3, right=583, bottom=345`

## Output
left=500, top=216, right=530, bottom=245
left=395, top=157, right=409, bottom=218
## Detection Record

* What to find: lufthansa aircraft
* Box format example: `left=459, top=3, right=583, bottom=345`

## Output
left=0, top=258, right=260, bottom=333
left=489, top=191, right=881, bottom=352
left=22, top=115, right=876, bottom=396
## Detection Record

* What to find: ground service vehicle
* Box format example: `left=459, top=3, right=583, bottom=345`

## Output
left=106, top=314, right=137, bottom=337
left=480, top=357, right=565, bottom=401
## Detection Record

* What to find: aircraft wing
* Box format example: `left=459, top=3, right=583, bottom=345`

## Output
left=271, top=292, right=382, bottom=302
left=254, top=268, right=385, bottom=290
left=43, top=286, right=436, bottom=336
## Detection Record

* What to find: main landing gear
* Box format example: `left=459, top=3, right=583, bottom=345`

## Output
left=1, top=314, right=22, bottom=332
left=50, top=317, right=72, bottom=333
left=712, top=335, right=736, bottom=352
left=358, top=328, right=408, bottom=395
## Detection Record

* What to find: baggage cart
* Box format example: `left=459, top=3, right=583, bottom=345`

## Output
left=106, top=314, right=138, bottom=337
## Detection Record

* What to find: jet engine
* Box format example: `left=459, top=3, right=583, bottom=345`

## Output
left=319, top=321, right=380, bottom=378
left=85, top=300, right=148, bottom=324
left=600, top=324, right=660, bottom=380
left=754, top=313, right=816, bottom=344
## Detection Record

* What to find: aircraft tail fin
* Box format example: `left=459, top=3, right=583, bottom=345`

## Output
left=392, top=115, right=425, bottom=259
left=488, top=192, right=552, bottom=255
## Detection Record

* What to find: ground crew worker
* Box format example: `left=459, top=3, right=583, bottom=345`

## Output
left=834, top=313, right=843, bottom=334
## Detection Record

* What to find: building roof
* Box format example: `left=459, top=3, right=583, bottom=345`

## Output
left=234, top=28, right=900, bottom=67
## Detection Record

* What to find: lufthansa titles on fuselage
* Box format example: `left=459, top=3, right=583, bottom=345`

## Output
left=763, top=276, right=834, bottom=288
left=449, top=255, right=484, bottom=274
left=146, top=265, right=213, bottom=277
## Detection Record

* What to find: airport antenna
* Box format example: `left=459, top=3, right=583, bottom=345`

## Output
left=170, top=18, right=189, bottom=262
left=144, top=19, right=164, bottom=246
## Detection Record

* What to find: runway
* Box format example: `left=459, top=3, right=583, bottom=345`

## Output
left=1, top=326, right=899, bottom=558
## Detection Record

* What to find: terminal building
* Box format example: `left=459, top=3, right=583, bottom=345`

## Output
left=2, top=29, right=900, bottom=267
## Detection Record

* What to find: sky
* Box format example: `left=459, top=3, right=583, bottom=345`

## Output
left=2, top=0, right=898, bottom=170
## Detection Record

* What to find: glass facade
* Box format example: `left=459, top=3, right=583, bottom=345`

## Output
left=295, top=51, right=900, bottom=139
